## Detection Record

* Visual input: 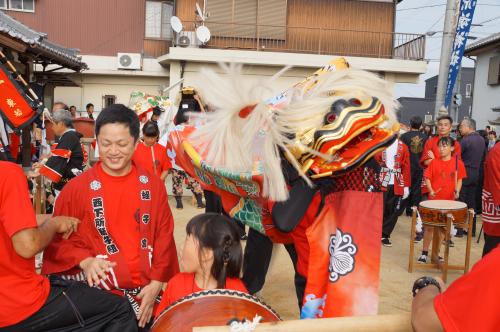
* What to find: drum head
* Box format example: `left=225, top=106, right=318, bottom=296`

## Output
left=151, top=290, right=280, bottom=332
left=419, top=200, right=467, bottom=210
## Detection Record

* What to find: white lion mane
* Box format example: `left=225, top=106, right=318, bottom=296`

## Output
left=189, top=62, right=398, bottom=201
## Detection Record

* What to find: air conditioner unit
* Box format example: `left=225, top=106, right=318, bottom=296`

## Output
left=117, top=53, right=142, bottom=70
left=176, top=31, right=199, bottom=48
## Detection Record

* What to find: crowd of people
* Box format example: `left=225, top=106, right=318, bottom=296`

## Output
left=1, top=97, right=499, bottom=331
left=377, top=114, right=499, bottom=259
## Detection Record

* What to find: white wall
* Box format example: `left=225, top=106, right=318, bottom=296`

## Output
left=55, top=74, right=170, bottom=117
left=471, top=49, right=500, bottom=129
left=177, top=62, right=315, bottom=100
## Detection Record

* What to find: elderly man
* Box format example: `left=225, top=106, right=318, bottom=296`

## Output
left=457, top=118, right=486, bottom=237
left=30, top=109, right=84, bottom=195
left=0, top=161, right=138, bottom=331
left=42, top=104, right=179, bottom=331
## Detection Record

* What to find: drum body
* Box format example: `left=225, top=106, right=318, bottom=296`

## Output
left=419, top=200, right=468, bottom=227
left=73, top=117, right=95, bottom=138
left=151, top=290, right=280, bottom=332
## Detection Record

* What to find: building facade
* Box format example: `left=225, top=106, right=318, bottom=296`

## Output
left=3, top=0, right=427, bottom=116
left=465, top=32, right=500, bottom=129
left=397, top=67, right=475, bottom=125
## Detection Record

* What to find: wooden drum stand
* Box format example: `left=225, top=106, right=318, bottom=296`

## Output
left=408, top=201, right=474, bottom=283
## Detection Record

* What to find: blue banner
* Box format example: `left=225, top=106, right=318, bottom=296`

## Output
left=445, top=0, right=477, bottom=107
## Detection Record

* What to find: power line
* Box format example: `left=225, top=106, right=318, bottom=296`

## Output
left=397, top=4, right=446, bottom=11
left=427, top=14, right=445, bottom=31
left=476, top=16, right=500, bottom=25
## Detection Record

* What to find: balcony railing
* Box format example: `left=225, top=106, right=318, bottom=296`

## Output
left=174, top=21, right=426, bottom=61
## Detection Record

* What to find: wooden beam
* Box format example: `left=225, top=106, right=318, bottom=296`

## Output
left=193, top=314, right=412, bottom=332
left=0, top=34, right=27, bottom=53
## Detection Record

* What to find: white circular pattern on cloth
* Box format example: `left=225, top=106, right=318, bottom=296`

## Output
left=328, top=228, right=358, bottom=283
left=139, top=175, right=149, bottom=184
left=90, top=180, right=101, bottom=191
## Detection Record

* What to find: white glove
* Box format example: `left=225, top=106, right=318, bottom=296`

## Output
left=403, top=187, right=410, bottom=200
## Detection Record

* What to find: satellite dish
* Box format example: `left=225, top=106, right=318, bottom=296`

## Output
left=170, top=16, right=183, bottom=33
left=196, top=26, right=211, bottom=43
left=178, top=35, right=191, bottom=47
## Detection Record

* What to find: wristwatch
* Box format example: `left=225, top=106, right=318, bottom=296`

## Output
left=412, top=276, right=442, bottom=297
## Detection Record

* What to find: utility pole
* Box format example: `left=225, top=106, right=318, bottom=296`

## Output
left=434, top=0, right=458, bottom=120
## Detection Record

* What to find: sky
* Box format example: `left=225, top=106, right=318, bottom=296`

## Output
left=394, top=0, right=500, bottom=98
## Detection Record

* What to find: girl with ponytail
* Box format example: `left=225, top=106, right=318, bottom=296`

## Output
left=155, top=213, right=247, bottom=315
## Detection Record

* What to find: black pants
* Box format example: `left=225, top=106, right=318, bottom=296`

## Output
left=405, top=170, right=423, bottom=214
left=483, top=234, right=500, bottom=257
left=459, top=168, right=479, bottom=234
left=242, top=227, right=306, bottom=309
left=460, top=184, right=477, bottom=211
left=204, top=190, right=223, bottom=214
left=382, top=185, right=404, bottom=239
left=204, top=190, right=246, bottom=236
left=2, top=277, right=138, bottom=332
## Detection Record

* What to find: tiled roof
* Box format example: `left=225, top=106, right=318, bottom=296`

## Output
left=465, top=32, right=500, bottom=54
left=0, top=11, right=86, bottom=70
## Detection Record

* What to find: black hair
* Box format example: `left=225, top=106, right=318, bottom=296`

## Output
left=152, top=106, right=162, bottom=116
left=86, top=103, right=94, bottom=110
left=95, top=104, right=140, bottom=141
left=486, top=125, right=491, bottom=130
left=142, top=121, right=160, bottom=138
left=437, top=115, right=453, bottom=124
left=186, top=213, right=243, bottom=289
left=410, top=116, right=423, bottom=130
left=438, top=136, right=454, bottom=147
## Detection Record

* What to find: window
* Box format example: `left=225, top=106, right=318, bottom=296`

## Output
left=465, top=83, right=472, bottom=98
left=103, top=95, right=116, bottom=108
left=7, top=0, right=34, bottom=12
left=206, top=0, right=287, bottom=40
left=487, top=55, right=500, bottom=86
left=145, top=1, right=173, bottom=40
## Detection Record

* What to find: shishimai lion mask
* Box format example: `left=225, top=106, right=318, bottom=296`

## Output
left=181, top=58, right=399, bottom=202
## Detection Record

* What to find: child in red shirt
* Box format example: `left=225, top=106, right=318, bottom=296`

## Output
left=133, top=121, right=170, bottom=180
left=155, top=213, right=248, bottom=317
left=418, top=136, right=467, bottom=263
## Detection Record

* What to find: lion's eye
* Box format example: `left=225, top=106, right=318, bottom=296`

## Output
left=326, top=113, right=337, bottom=124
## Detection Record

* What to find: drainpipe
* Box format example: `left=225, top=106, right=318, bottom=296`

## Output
left=180, top=60, right=186, bottom=89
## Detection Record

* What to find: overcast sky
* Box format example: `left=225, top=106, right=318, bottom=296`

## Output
left=394, top=0, right=500, bottom=98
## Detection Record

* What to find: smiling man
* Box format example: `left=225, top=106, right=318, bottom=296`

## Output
left=42, top=104, right=179, bottom=331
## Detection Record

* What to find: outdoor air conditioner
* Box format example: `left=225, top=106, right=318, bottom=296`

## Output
left=117, top=53, right=142, bottom=70
left=176, top=31, right=199, bottom=48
